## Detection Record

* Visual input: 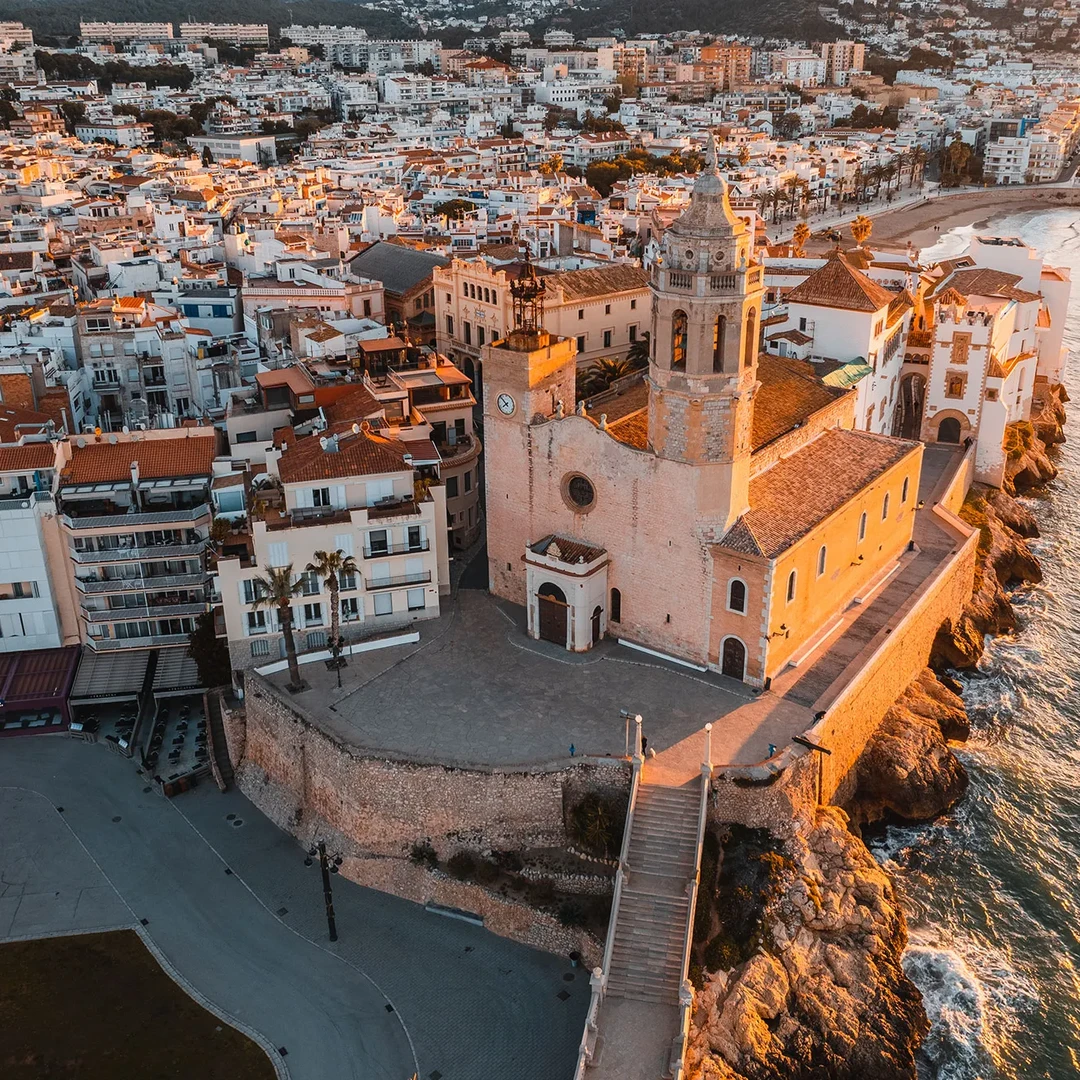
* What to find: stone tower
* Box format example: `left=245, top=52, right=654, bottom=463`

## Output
left=647, top=135, right=765, bottom=529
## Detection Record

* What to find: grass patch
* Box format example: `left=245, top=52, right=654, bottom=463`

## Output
left=0, top=929, right=276, bottom=1080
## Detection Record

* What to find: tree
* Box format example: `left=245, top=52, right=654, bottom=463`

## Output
left=850, top=214, right=874, bottom=247
left=774, top=112, right=801, bottom=141
left=627, top=331, right=650, bottom=369
left=537, top=153, right=563, bottom=176
left=201, top=144, right=215, bottom=166
left=306, top=549, right=358, bottom=681
left=792, top=222, right=811, bottom=257
left=738, top=144, right=751, bottom=167
left=251, top=565, right=304, bottom=691
left=433, top=198, right=475, bottom=220
left=59, top=100, right=86, bottom=136
left=186, top=610, right=231, bottom=689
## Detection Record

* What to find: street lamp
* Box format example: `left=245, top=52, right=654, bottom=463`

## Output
left=304, top=839, right=343, bottom=941
left=326, top=634, right=346, bottom=688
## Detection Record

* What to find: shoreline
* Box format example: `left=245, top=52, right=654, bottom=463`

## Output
left=807, top=186, right=1080, bottom=253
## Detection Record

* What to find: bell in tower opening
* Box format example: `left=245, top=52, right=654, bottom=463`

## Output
left=508, top=248, right=550, bottom=351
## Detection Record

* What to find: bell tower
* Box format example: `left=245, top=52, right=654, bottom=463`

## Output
left=647, top=134, right=765, bottom=528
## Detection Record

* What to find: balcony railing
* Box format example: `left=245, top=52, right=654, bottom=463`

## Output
left=366, top=498, right=421, bottom=521
left=0, top=491, right=51, bottom=512
left=72, top=541, right=207, bottom=563
left=363, top=541, right=430, bottom=558
left=82, top=601, right=208, bottom=623
left=63, top=504, right=210, bottom=530
left=365, top=570, right=431, bottom=591
left=75, top=573, right=209, bottom=594
left=88, top=633, right=192, bottom=650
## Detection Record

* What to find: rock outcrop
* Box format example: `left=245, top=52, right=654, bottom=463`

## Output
left=846, top=669, right=969, bottom=827
left=686, top=809, right=927, bottom=1080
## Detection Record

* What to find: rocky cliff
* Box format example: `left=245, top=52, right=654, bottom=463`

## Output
left=846, top=668, right=970, bottom=828
left=933, top=384, right=1065, bottom=668
left=686, top=809, right=927, bottom=1080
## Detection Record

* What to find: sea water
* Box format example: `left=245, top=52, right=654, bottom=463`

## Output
left=869, top=210, right=1080, bottom=1079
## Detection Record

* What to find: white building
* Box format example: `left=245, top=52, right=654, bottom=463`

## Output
left=178, top=23, right=270, bottom=46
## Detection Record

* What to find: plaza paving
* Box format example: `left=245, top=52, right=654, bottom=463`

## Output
left=0, top=737, right=586, bottom=1080
left=266, top=588, right=813, bottom=771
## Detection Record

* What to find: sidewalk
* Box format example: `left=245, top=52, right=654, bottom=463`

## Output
left=768, top=184, right=934, bottom=244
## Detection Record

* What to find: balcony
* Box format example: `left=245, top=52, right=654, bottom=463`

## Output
left=0, top=491, right=51, bottom=512
left=82, top=601, right=208, bottom=623
left=366, top=498, right=421, bottom=521
left=72, top=541, right=207, bottom=563
left=75, top=572, right=210, bottom=594
left=88, top=633, right=192, bottom=650
left=63, top=504, right=210, bottom=530
left=365, top=570, right=431, bottom=590
left=363, top=541, right=430, bottom=558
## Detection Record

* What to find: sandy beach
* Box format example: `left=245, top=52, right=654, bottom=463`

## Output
left=806, top=185, right=1080, bottom=254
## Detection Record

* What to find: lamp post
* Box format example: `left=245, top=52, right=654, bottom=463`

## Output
left=304, top=839, right=342, bottom=941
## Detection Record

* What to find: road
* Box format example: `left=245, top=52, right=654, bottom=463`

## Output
left=0, top=737, right=586, bottom=1080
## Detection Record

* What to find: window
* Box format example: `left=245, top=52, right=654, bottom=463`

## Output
left=603, top=329, right=612, bottom=349
left=799, top=317, right=807, bottom=332
left=312, top=487, right=331, bottom=507
left=464, top=471, right=472, bottom=492
left=786, top=570, right=796, bottom=603
left=407, top=587, right=426, bottom=611
left=235, top=430, right=257, bottom=444
left=491, top=290, right=497, bottom=305
left=817, top=545, right=827, bottom=577
left=462, top=283, right=468, bottom=297
left=241, top=579, right=266, bottom=604
left=303, top=602, right=323, bottom=626
left=858, top=512, right=867, bottom=542
left=464, top=321, right=472, bottom=345
left=605, top=303, right=611, bottom=315
left=478, top=326, right=486, bottom=347
left=299, top=570, right=320, bottom=595
left=407, top=525, right=423, bottom=550
left=246, top=610, right=267, bottom=635
left=882, top=493, right=890, bottom=520
left=713, top=314, right=727, bottom=372
left=578, top=308, right=585, bottom=320
left=671, top=309, right=688, bottom=370
left=373, top=593, right=393, bottom=616
left=743, top=309, right=757, bottom=368
left=610, top=587, right=622, bottom=622
left=728, top=578, right=746, bottom=614
left=901, top=477, right=910, bottom=503
left=874, top=319, right=884, bottom=337
left=629, top=324, right=637, bottom=342
left=946, top=374, right=966, bottom=399
left=367, top=529, right=388, bottom=555
left=630, top=298, right=637, bottom=310
left=250, top=638, right=270, bottom=657
left=341, top=597, right=360, bottom=621
left=446, top=475, right=459, bottom=498
left=576, top=334, right=586, bottom=353
left=446, top=314, right=454, bottom=336
left=483, top=287, right=490, bottom=303
left=363, top=299, right=372, bottom=318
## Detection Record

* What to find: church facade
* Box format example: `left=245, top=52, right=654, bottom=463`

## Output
left=482, top=147, right=925, bottom=686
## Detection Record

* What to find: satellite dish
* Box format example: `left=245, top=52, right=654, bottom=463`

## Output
left=108, top=434, right=118, bottom=445
left=319, top=436, right=328, bottom=450
left=351, top=422, right=360, bottom=434
left=121, top=425, right=129, bottom=434
left=76, top=437, right=86, bottom=448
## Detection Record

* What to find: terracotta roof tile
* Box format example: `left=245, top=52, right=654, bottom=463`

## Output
left=752, top=354, right=850, bottom=452
left=61, top=434, right=216, bottom=486
left=0, top=443, right=56, bottom=473
left=277, top=426, right=412, bottom=484
left=785, top=253, right=894, bottom=313
left=719, top=428, right=919, bottom=559
left=530, top=534, right=607, bottom=564
left=547, top=264, right=649, bottom=301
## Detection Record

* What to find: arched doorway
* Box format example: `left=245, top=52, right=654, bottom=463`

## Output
left=537, top=583, right=568, bottom=647
left=937, top=416, right=962, bottom=444
left=591, top=606, right=602, bottom=645
left=892, top=373, right=926, bottom=440
left=721, top=637, right=746, bottom=680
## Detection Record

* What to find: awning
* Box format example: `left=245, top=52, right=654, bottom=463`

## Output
left=153, top=650, right=204, bottom=697
left=69, top=650, right=149, bottom=706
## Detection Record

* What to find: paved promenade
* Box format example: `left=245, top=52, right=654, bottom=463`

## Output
left=0, top=737, right=585, bottom=1080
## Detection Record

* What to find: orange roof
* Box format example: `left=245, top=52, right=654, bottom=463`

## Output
left=0, top=443, right=56, bottom=473
left=278, top=427, right=412, bottom=483
left=256, top=367, right=314, bottom=395
left=785, top=253, right=894, bottom=313
left=62, top=435, right=216, bottom=486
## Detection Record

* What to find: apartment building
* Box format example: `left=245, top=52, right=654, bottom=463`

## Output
left=55, top=429, right=217, bottom=652
left=215, top=419, right=449, bottom=673
left=434, top=258, right=649, bottom=384
left=178, top=23, right=270, bottom=46
left=821, top=41, right=867, bottom=86
left=79, top=21, right=174, bottom=42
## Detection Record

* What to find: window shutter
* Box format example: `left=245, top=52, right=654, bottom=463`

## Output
left=334, top=533, right=354, bottom=557
left=405, top=556, right=424, bottom=577
left=332, top=485, right=346, bottom=509
left=267, top=542, right=288, bottom=568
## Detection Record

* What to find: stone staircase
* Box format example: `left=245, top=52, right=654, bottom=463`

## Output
left=604, top=782, right=702, bottom=1004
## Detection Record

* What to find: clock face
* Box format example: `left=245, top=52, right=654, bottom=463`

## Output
left=496, top=392, right=516, bottom=416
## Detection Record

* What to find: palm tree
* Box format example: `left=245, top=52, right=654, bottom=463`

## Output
left=252, top=564, right=304, bottom=691
left=792, top=221, right=811, bottom=257
left=850, top=214, right=873, bottom=247
left=306, top=549, right=358, bottom=681
left=627, top=331, right=651, bottom=369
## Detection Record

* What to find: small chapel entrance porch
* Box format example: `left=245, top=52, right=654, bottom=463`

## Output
left=524, top=535, right=609, bottom=653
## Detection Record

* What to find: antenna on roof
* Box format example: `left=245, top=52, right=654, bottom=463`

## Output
left=108, top=434, right=118, bottom=445
left=76, top=437, right=86, bottom=448
left=122, top=425, right=129, bottom=434
left=352, top=423, right=360, bottom=434
left=319, top=436, right=329, bottom=450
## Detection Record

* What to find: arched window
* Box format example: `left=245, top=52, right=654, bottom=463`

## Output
left=483, top=287, right=490, bottom=303
left=671, top=310, right=688, bottom=370
left=728, top=578, right=746, bottom=614
left=882, top=493, right=890, bottom=520
left=817, top=545, right=827, bottom=577
left=610, top=587, right=622, bottom=623
left=712, top=314, right=727, bottom=372
left=743, top=309, right=757, bottom=368
left=901, top=476, right=910, bottom=503
left=786, top=570, right=797, bottom=603
left=858, top=511, right=867, bottom=542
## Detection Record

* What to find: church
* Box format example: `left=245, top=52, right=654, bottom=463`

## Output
left=482, top=146, right=925, bottom=686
